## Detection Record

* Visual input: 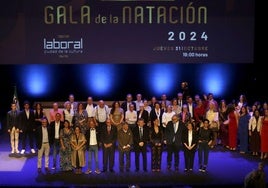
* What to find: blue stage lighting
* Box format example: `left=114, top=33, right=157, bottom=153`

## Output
left=81, top=64, right=116, bottom=95
left=145, top=64, right=179, bottom=96
left=19, top=65, right=50, bottom=96
left=199, top=64, right=231, bottom=97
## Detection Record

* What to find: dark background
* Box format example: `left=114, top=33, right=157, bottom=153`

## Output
left=0, top=0, right=263, bottom=131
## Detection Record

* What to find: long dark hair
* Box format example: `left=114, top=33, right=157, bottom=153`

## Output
left=226, top=103, right=235, bottom=115
left=110, top=100, right=121, bottom=114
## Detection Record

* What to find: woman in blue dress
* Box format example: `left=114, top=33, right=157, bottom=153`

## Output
left=238, top=105, right=251, bottom=154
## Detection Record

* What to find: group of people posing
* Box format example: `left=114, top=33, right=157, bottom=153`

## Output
left=6, top=92, right=268, bottom=174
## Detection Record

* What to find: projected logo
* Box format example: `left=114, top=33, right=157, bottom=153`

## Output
left=43, top=35, right=83, bottom=58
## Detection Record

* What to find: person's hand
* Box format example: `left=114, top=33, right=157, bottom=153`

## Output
left=208, top=141, right=212, bottom=146
left=223, top=120, right=229, bottom=125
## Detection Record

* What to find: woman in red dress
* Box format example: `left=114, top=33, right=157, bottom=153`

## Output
left=260, top=109, right=268, bottom=159
left=224, top=104, right=239, bottom=151
left=218, top=99, right=229, bottom=148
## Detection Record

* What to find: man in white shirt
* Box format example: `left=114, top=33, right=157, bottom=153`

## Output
left=162, top=105, right=176, bottom=128
left=135, top=93, right=143, bottom=111
left=125, top=104, right=137, bottom=131
left=85, top=96, right=97, bottom=120
left=94, top=100, right=110, bottom=132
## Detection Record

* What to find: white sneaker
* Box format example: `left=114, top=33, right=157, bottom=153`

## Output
left=31, top=149, right=36, bottom=154
left=11, top=150, right=15, bottom=154
left=15, top=149, right=20, bottom=153
left=85, top=169, right=92, bottom=174
left=20, top=149, right=25, bottom=154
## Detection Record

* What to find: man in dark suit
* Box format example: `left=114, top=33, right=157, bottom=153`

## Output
left=133, top=118, right=150, bottom=172
left=49, top=112, right=64, bottom=170
left=164, top=114, right=185, bottom=171
left=177, top=92, right=185, bottom=108
left=19, top=100, right=36, bottom=154
left=36, top=117, right=52, bottom=173
left=137, top=103, right=149, bottom=126
left=121, top=93, right=136, bottom=113
left=186, top=96, right=196, bottom=119
left=117, top=122, right=133, bottom=172
left=100, top=118, right=117, bottom=173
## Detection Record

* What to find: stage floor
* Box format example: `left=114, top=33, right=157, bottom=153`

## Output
left=0, top=132, right=267, bottom=188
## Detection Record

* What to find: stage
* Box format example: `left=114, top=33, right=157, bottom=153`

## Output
left=0, top=132, right=267, bottom=188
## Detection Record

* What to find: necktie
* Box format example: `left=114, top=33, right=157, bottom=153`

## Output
left=139, top=127, right=143, bottom=139
left=173, top=123, right=177, bottom=142
left=182, top=112, right=186, bottom=122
